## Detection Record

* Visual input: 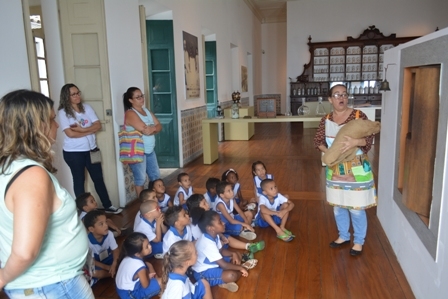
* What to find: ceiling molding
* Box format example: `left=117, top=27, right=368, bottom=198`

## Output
left=244, top=0, right=287, bottom=24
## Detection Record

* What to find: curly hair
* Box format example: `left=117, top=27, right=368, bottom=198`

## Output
left=58, top=83, right=84, bottom=119
left=0, top=90, right=56, bottom=174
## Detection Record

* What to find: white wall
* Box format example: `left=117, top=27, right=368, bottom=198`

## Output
left=0, top=1, right=31, bottom=95
left=286, top=0, right=448, bottom=104
left=261, top=22, right=287, bottom=113
left=378, top=27, right=448, bottom=299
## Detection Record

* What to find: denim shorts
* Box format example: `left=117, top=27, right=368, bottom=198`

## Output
left=4, top=275, right=94, bottom=299
left=129, top=152, right=160, bottom=186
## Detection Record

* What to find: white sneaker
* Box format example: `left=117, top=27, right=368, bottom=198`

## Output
left=105, top=205, right=123, bottom=214
left=239, top=229, right=257, bottom=241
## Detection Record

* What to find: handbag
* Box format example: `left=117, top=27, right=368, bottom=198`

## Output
left=118, top=115, right=144, bottom=164
left=90, top=147, right=102, bottom=164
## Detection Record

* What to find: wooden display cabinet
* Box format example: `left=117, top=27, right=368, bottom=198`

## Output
left=291, top=26, right=419, bottom=115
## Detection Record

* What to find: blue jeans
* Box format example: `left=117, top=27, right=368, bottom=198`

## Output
left=129, top=152, right=160, bottom=186
left=333, top=206, right=367, bottom=245
left=63, top=150, right=112, bottom=209
left=4, top=275, right=93, bottom=299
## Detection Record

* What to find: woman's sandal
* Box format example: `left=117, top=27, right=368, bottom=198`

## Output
left=242, top=258, right=258, bottom=269
left=277, top=232, right=293, bottom=242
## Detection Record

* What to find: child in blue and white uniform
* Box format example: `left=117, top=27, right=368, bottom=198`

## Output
left=192, top=210, right=251, bottom=293
left=161, top=240, right=211, bottom=299
left=162, top=205, right=194, bottom=254
left=149, top=178, right=172, bottom=212
left=115, top=232, right=161, bottom=299
left=214, top=181, right=256, bottom=241
left=203, top=177, right=220, bottom=210
left=173, top=172, right=193, bottom=210
left=222, top=168, right=257, bottom=213
left=84, top=210, right=119, bottom=285
left=252, top=161, right=273, bottom=200
left=254, top=178, right=295, bottom=242
left=134, top=200, right=167, bottom=259
left=133, top=189, right=157, bottom=230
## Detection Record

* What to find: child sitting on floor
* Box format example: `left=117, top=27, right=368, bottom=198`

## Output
left=133, top=200, right=167, bottom=259
left=173, top=172, right=193, bottom=210
left=76, top=192, right=122, bottom=237
left=222, top=168, right=257, bottom=211
left=252, top=160, right=273, bottom=201
left=192, top=210, right=253, bottom=293
left=214, top=181, right=256, bottom=241
left=115, top=232, right=161, bottom=299
left=203, top=177, right=220, bottom=210
left=255, top=178, right=295, bottom=242
left=133, top=189, right=157, bottom=231
left=149, top=178, right=172, bottom=212
left=161, top=240, right=212, bottom=299
left=84, top=210, right=119, bottom=285
left=162, top=205, right=194, bottom=254
left=187, top=193, right=265, bottom=256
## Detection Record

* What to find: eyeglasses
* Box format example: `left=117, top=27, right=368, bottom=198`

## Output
left=133, top=94, right=144, bottom=100
left=147, top=206, right=160, bottom=213
left=70, top=91, right=81, bottom=97
left=332, top=93, right=349, bottom=99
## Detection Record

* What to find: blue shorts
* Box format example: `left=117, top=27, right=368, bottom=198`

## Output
left=192, top=279, right=206, bottom=299
left=116, top=278, right=160, bottom=299
left=4, top=275, right=94, bottom=299
left=220, top=214, right=244, bottom=236
left=254, top=213, right=282, bottom=227
left=193, top=256, right=231, bottom=287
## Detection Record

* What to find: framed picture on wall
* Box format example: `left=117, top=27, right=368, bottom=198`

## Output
left=241, top=65, right=248, bottom=92
left=183, top=31, right=200, bottom=99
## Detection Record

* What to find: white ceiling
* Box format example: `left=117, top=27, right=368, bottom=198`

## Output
left=244, top=0, right=294, bottom=23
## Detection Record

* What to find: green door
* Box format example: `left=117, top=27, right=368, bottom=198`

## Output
left=205, top=41, right=218, bottom=118
left=146, top=20, right=179, bottom=167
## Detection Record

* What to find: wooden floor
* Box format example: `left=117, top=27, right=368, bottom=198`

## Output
left=0, top=122, right=415, bottom=299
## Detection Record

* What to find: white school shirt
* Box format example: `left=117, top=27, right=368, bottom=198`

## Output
left=134, top=211, right=142, bottom=231
left=173, top=186, right=193, bottom=206
left=233, top=182, right=241, bottom=199
left=162, top=226, right=194, bottom=254
left=203, top=191, right=218, bottom=210
left=158, top=193, right=171, bottom=212
left=254, top=174, right=273, bottom=196
left=88, top=231, right=118, bottom=265
left=255, top=193, right=289, bottom=219
left=162, top=273, right=197, bottom=299
left=79, top=210, right=87, bottom=221
left=189, top=220, right=202, bottom=241
left=58, top=103, right=99, bottom=151
left=116, top=256, right=147, bottom=291
left=133, top=215, right=157, bottom=242
left=192, top=233, right=223, bottom=273
left=214, top=197, right=235, bottom=219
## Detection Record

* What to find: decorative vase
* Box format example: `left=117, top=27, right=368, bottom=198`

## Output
left=231, top=102, right=239, bottom=119
left=298, top=97, right=310, bottom=115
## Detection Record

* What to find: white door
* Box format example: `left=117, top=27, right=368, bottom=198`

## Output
left=58, top=0, right=119, bottom=207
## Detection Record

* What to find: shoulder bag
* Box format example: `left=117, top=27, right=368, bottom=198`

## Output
left=118, top=113, right=144, bottom=164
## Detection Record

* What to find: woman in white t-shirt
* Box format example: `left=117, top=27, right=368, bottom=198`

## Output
left=58, top=84, right=122, bottom=214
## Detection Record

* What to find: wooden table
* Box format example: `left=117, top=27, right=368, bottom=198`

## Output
left=202, top=115, right=322, bottom=164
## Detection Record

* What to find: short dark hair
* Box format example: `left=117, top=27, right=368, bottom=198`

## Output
left=216, top=181, right=231, bottom=196
left=177, top=172, right=189, bottom=182
left=164, top=205, right=184, bottom=227
left=83, top=209, right=106, bottom=229
left=197, top=210, right=220, bottom=233
left=205, top=177, right=220, bottom=192
left=187, top=194, right=205, bottom=211
left=139, top=188, right=155, bottom=202
left=75, top=192, right=92, bottom=211
left=251, top=160, right=267, bottom=177
left=148, top=178, right=164, bottom=191
left=260, top=178, right=274, bottom=191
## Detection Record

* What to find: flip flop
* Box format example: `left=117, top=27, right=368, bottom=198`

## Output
left=242, top=258, right=258, bottom=270
left=283, top=229, right=295, bottom=237
left=277, top=232, right=293, bottom=242
left=242, top=252, right=254, bottom=262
